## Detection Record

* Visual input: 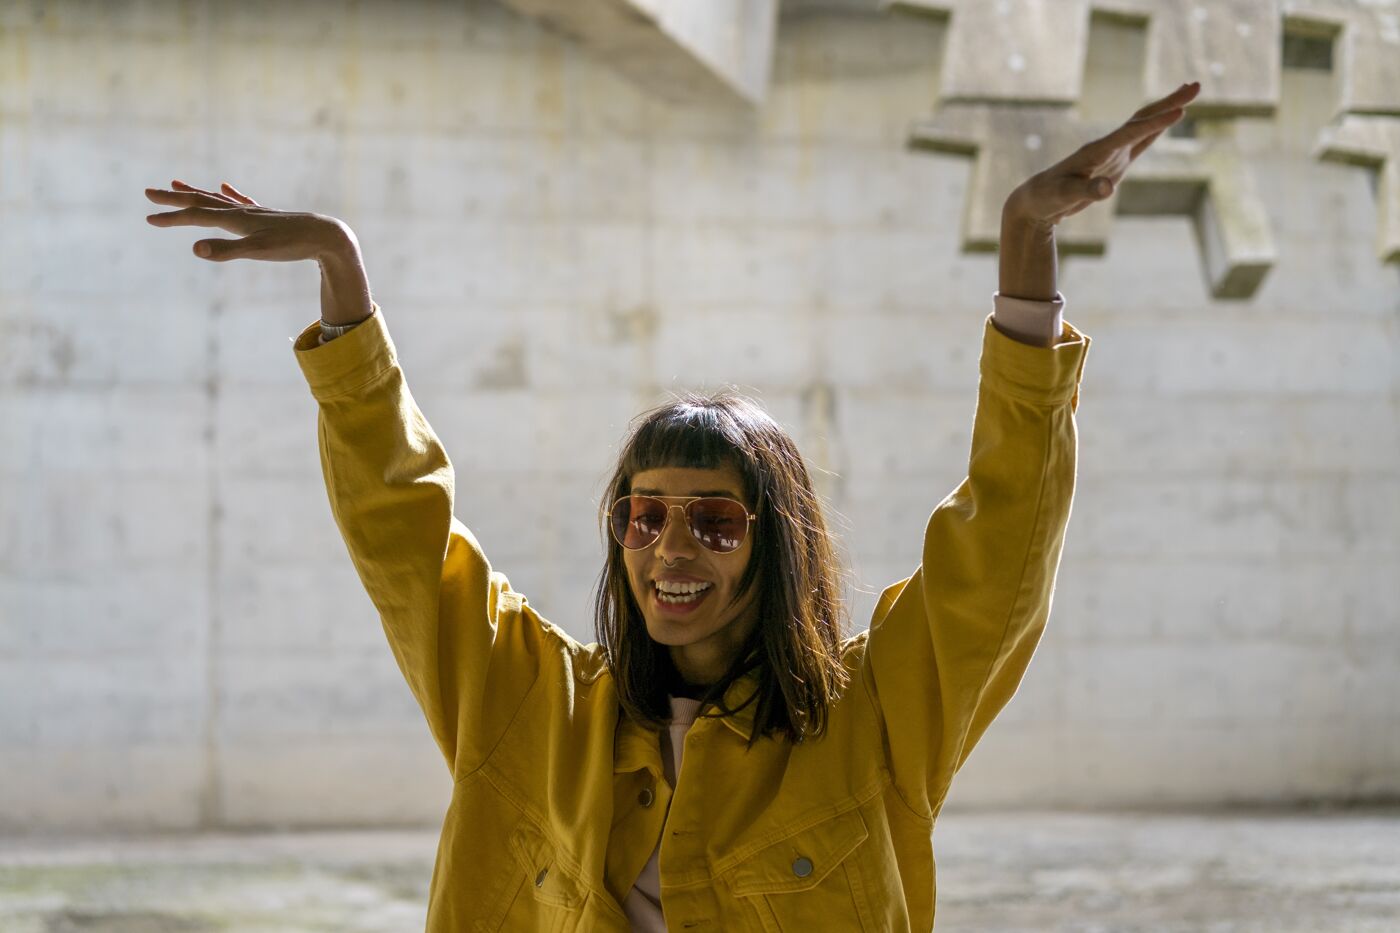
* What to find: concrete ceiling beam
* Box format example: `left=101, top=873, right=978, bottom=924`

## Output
left=497, top=0, right=779, bottom=105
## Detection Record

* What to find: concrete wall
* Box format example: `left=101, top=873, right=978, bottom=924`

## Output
left=0, top=0, right=1396, bottom=832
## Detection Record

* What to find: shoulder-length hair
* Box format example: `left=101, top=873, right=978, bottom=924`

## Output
left=593, top=389, right=850, bottom=748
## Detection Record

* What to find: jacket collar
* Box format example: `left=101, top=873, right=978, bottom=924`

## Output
left=614, top=710, right=664, bottom=778
left=613, top=669, right=763, bottom=775
left=715, top=668, right=761, bottom=741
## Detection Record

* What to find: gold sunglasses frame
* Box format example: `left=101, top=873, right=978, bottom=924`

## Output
left=605, top=494, right=758, bottom=552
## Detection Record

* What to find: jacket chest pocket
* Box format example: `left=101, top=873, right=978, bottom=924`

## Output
left=725, top=808, right=876, bottom=932
left=481, top=819, right=588, bottom=933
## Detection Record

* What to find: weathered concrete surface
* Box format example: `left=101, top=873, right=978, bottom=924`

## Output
left=1316, top=114, right=1400, bottom=263
left=886, top=0, right=1400, bottom=121
left=1116, top=120, right=1277, bottom=298
left=933, top=808, right=1400, bottom=932
left=1, top=810, right=1397, bottom=931
left=1281, top=2, right=1400, bottom=267
left=1099, top=0, right=1282, bottom=117
left=887, top=0, right=1281, bottom=115
left=1283, top=0, right=1400, bottom=118
left=883, top=0, right=1096, bottom=105
left=1, top=0, right=1399, bottom=834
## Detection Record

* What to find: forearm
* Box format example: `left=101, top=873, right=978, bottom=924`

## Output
left=997, top=202, right=1058, bottom=302
left=291, top=310, right=483, bottom=773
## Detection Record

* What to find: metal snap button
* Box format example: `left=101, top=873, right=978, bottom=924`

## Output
left=535, top=867, right=548, bottom=887
left=638, top=787, right=654, bottom=807
left=791, top=856, right=813, bottom=878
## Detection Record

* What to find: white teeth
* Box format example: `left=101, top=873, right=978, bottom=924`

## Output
left=654, top=580, right=713, bottom=605
left=657, top=589, right=706, bottom=605
left=655, top=580, right=713, bottom=595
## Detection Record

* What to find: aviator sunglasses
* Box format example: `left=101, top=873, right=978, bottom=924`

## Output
left=607, top=495, right=757, bottom=554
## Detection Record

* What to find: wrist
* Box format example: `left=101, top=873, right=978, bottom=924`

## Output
left=1001, top=193, right=1055, bottom=237
left=998, top=194, right=1059, bottom=301
left=316, top=225, right=373, bottom=327
left=314, top=220, right=363, bottom=267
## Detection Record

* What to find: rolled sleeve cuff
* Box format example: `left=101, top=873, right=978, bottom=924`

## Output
left=980, top=299, right=1091, bottom=410
left=290, top=302, right=397, bottom=401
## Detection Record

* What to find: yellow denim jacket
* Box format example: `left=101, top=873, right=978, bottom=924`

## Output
left=293, top=306, right=1090, bottom=932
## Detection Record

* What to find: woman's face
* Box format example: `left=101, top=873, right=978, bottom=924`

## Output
left=621, top=463, right=761, bottom=687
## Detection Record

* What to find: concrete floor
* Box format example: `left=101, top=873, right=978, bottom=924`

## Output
left=1, top=808, right=1397, bottom=932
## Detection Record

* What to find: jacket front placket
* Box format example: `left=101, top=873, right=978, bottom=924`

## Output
left=657, top=711, right=729, bottom=931
left=606, top=711, right=671, bottom=909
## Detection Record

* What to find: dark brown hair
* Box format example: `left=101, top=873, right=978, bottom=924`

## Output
left=593, top=389, right=850, bottom=749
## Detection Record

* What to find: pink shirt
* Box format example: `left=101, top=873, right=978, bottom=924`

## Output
left=622, top=695, right=704, bottom=932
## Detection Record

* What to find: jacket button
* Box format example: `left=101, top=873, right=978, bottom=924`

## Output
left=792, top=856, right=813, bottom=878
left=638, top=787, right=654, bottom=807
left=535, top=867, right=548, bottom=887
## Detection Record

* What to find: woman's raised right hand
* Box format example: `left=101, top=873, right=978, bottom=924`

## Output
left=145, top=179, right=354, bottom=262
left=145, top=179, right=373, bottom=325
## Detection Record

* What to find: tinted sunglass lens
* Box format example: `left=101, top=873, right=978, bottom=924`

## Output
left=611, top=496, right=667, bottom=549
left=688, top=499, right=748, bottom=553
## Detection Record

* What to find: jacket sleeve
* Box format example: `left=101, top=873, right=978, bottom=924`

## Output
left=292, top=304, right=541, bottom=781
left=860, top=310, right=1090, bottom=819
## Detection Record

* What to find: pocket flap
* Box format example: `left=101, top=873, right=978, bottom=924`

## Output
left=730, top=808, right=869, bottom=896
left=509, top=819, right=587, bottom=908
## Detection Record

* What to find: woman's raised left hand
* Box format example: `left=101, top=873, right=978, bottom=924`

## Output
left=1004, top=81, right=1202, bottom=228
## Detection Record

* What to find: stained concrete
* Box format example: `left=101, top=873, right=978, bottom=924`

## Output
left=1, top=809, right=1398, bottom=931
left=3, top=0, right=1399, bottom=834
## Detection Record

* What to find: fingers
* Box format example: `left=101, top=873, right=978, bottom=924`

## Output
left=171, top=178, right=242, bottom=203
left=1130, top=127, right=1167, bottom=160
left=1132, top=81, right=1201, bottom=120
left=1057, top=173, right=1113, bottom=207
left=171, top=179, right=216, bottom=195
left=146, top=186, right=337, bottom=265
left=219, top=182, right=259, bottom=206
left=191, top=236, right=258, bottom=261
left=145, top=205, right=246, bottom=228
left=145, top=186, right=243, bottom=218
left=1077, top=81, right=1198, bottom=158
left=1083, top=105, right=1184, bottom=159
left=1020, top=82, right=1199, bottom=225
left=172, top=178, right=260, bottom=207
left=145, top=187, right=224, bottom=207
left=146, top=180, right=261, bottom=223
left=164, top=178, right=261, bottom=206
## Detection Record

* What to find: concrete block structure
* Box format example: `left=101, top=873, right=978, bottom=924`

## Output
left=499, top=0, right=780, bottom=104
left=0, top=0, right=1397, bottom=832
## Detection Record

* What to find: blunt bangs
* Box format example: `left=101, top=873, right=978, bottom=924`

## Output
left=618, top=398, right=768, bottom=503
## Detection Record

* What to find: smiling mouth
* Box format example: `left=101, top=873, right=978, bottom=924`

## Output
left=654, top=582, right=714, bottom=607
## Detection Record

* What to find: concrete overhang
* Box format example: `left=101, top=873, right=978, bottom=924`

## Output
left=496, top=0, right=780, bottom=105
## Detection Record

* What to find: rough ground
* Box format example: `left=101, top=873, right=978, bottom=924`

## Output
left=1, top=808, right=1397, bottom=932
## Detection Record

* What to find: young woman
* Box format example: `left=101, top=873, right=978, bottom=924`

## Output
left=147, top=82, right=1199, bottom=932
